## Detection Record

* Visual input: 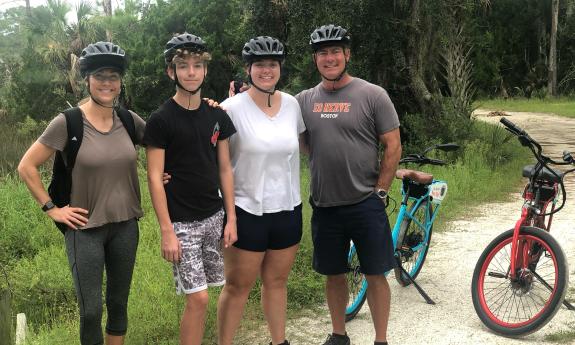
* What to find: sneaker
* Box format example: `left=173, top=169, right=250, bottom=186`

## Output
left=322, top=333, right=351, bottom=345
left=269, top=341, right=290, bottom=345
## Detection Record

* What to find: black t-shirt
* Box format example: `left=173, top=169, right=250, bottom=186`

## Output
left=143, top=99, right=236, bottom=222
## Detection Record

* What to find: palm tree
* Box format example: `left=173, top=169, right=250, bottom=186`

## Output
left=27, top=0, right=102, bottom=97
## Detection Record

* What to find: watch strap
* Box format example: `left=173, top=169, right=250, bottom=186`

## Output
left=42, top=200, right=56, bottom=212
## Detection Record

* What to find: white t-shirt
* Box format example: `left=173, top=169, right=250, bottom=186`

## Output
left=221, top=91, right=306, bottom=215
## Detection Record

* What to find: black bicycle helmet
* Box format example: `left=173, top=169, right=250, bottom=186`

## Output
left=79, top=41, right=127, bottom=78
left=309, top=24, right=350, bottom=50
left=164, top=33, right=207, bottom=64
left=242, top=36, right=285, bottom=63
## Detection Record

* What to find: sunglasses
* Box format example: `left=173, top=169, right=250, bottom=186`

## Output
left=91, top=73, right=121, bottom=82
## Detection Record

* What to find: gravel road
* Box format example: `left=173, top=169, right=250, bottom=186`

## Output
left=243, top=110, right=575, bottom=345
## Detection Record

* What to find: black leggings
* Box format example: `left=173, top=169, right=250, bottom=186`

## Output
left=65, top=219, right=139, bottom=345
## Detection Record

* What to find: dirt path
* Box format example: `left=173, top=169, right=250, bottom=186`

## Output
left=243, top=110, right=575, bottom=345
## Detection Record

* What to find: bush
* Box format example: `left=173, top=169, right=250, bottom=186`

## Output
left=401, top=100, right=473, bottom=154
left=0, top=175, right=61, bottom=267
left=0, top=120, right=42, bottom=176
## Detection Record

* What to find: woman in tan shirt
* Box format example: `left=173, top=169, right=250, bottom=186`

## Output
left=18, top=42, right=145, bottom=345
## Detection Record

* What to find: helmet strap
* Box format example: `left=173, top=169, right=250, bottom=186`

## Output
left=248, top=64, right=276, bottom=107
left=171, top=63, right=206, bottom=109
left=313, top=53, right=348, bottom=91
left=87, top=79, right=118, bottom=109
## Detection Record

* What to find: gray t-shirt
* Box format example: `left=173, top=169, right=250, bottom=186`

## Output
left=296, top=78, right=400, bottom=207
left=39, top=109, right=146, bottom=229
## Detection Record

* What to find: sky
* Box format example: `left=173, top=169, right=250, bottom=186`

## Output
left=1, top=0, right=64, bottom=11
left=0, top=0, right=122, bottom=21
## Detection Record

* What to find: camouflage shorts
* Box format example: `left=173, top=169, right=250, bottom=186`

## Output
left=172, top=209, right=225, bottom=294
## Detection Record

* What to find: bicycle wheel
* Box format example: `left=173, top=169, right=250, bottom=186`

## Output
left=345, top=243, right=367, bottom=322
left=471, top=226, right=568, bottom=337
left=394, top=200, right=433, bottom=286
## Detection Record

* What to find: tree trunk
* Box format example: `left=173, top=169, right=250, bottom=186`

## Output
left=25, top=0, right=31, bottom=16
left=103, top=0, right=113, bottom=41
left=103, top=0, right=112, bottom=16
left=407, top=0, right=434, bottom=114
left=548, top=0, right=559, bottom=97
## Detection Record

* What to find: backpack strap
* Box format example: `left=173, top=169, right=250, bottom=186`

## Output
left=61, top=107, right=84, bottom=171
left=116, top=107, right=137, bottom=145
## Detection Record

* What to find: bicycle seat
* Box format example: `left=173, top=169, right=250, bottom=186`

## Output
left=395, top=169, right=433, bottom=185
left=522, top=165, right=564, bottom=183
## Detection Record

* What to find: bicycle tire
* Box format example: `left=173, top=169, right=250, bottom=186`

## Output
left=394, top=200, right=433, bottom=286
left=345, top=243, right=367, bottom=322
left=471, top=226, right=568, bottom=337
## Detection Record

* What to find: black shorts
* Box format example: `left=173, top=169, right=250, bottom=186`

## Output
left=310, top=193, right=396, bottom=275
left=233, top=204, right=303, bottom=252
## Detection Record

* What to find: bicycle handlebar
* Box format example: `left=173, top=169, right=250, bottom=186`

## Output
left=500, top=117, right=527, bottom=136
left=399, top=143, right=459, bottom=166
left=499, top=118, right=574, bottom=216
left=499, top=118, right=571, bottom=167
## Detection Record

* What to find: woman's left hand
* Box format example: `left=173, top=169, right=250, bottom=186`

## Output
left=222, top=221, right=237, bottom=248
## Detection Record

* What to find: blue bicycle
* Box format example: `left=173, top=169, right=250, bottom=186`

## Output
left=345, top=143, right=459, bottom=321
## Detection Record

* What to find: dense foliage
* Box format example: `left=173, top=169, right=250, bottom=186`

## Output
left=1, top=0, right=574, bottom=147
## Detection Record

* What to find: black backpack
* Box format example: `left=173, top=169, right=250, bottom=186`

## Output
left=47, top=107, right=137, bottom=233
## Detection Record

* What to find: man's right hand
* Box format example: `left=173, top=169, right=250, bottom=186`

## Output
left=47, top=206, right=89, bottom=229
left=162, top=172, right=171, bottom=185
left=161, top=226, right=181, bottom=263
left=228, top=80, right=250, bottom=98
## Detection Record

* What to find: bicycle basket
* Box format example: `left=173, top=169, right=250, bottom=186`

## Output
left=403, top=180, right=429, bottom=199
left=523, top=182, right=557, bottom=202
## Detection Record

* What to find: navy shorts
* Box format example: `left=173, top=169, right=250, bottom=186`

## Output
left=311, top=193, right=396, bottom=275
left=233, top=204, right=303, bottom=252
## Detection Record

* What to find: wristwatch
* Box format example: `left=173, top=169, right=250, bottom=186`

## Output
left=375, top=188, right=389, bottom=207
left=41, top=200, right=56, bottom=212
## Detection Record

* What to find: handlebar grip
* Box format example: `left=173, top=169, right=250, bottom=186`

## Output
left=428, top=158, right=446, bottom=166
left=563, top=151, right=574, bottom=164
left=399, top=158, right=416, bottom=164
left=500, top=118, right=526, bottom=136
left=233, top=80, right=244, bottom=95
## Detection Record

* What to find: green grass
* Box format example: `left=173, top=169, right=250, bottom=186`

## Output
left=474, top=97, right=575, bottom=118
left=545, top=328, right=575, bottom=343
left=1, top=120, right=533, bottom=344
left=2, top=161, right=322, bottom=345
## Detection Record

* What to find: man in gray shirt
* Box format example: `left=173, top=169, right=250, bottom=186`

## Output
left=296, top=24, right=402, bottom=345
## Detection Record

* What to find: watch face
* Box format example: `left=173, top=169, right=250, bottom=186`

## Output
left=42, top=201, right=55, bottom=211
left=376, top=190, right=387, bottom=199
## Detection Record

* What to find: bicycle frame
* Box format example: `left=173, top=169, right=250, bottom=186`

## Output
left=346, top=178, right=444, bottom=314
left=391, top=180, right=445, bottom=253
left=345, top=142, right=459, bottom=320
left=509, top=180, right=559, bottom=280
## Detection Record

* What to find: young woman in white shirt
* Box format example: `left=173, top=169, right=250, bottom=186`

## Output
left=217, top=36, right=305, bottom=345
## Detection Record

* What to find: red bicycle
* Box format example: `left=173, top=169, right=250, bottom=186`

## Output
left=471, top=118, right=575, bottom=337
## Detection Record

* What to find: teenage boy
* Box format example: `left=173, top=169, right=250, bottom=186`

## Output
left=144, top=32, right=237, bottom=345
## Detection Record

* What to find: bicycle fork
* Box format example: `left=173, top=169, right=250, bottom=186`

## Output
left=507, top=208, right=575, bottom=311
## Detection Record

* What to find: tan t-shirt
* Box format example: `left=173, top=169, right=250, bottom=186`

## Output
left=39, top=109, right=146, bottom=229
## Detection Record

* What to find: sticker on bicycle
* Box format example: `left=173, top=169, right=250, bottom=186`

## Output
left=430, top=182, right=447, bottom=203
